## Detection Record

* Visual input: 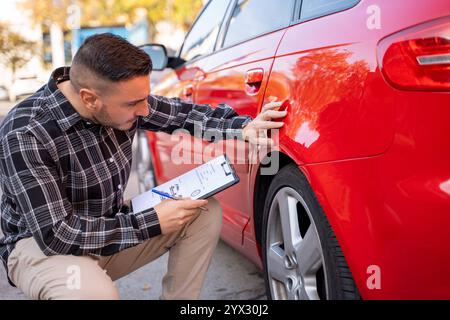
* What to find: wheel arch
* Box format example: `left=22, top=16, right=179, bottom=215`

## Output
left=254, top=154, right=361, bottom=299
left=253, top=151, right=299, bottom=247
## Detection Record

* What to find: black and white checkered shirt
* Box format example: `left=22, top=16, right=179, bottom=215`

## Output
left=0, top=67, right=251, bottom=283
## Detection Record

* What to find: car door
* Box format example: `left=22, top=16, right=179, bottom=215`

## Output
left=150, top=0, right=233, bottom=182
left=193, top=0, right=296, bottom=249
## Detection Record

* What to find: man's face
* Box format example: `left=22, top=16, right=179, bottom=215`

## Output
left=92, top=75, right=151, bottom=131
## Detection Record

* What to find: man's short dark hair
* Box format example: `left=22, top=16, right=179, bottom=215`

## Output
left=70, top=33, right=152, bottom=90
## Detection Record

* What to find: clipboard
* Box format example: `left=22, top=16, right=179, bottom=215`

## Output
left=130, top=154, right=240, bottom=213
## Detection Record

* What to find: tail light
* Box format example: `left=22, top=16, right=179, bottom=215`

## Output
left=378, top=16, right=450, bottom=91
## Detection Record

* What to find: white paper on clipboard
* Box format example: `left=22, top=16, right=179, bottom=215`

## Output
left=130, top=154, right=239, bottom=213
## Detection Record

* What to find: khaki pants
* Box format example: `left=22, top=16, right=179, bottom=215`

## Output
left=7, top=198, right=222, bottom=300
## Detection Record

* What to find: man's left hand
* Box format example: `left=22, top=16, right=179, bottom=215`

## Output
left=242, top=100, right=287, bottom=146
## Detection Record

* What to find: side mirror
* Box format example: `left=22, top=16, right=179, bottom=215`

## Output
left=139, top=44, right=168, bottom=71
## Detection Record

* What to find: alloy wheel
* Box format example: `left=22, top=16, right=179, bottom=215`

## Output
left=266, top=187, right=328, bottom=300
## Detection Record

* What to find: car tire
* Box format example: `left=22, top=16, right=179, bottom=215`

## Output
left=262, top=163, right=360, bottom=300
left=135, top=130, right=157, bottom=193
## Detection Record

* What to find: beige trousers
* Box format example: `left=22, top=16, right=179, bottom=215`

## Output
left=7, top=198, right=222, bottom=300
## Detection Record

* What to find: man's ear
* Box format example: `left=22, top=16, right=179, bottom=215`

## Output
left=79, top=88, right=99, bottom=111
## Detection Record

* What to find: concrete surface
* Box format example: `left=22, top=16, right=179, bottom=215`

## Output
left=0, top=99, right=266, bottom=300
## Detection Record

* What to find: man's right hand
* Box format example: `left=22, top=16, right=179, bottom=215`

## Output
left=154, top=198, right=208, bottom=234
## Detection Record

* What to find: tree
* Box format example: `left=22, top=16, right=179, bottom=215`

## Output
left=19, top=0, right=71, bottom=68
left=22, top=0, right=204, bottom=36
left=21, top=0, right=72, bottom=28
left=0, top=23, right=36, bottom=84
left=78, top=0, right=203, bottom=32
left=171, top=0, right=204, bottom=31
left=20, top=0, right=204, bottom=67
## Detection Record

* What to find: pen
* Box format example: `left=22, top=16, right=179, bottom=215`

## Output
left=151, top=189, right=208, bottom=212
left=151, top=189, right=174, bottom=199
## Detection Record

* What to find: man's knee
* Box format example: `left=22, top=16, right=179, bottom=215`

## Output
left=55, top=257, right=120, bottom=300
left=67, top=279, right=120, bottom=300
left=202, top=197, right=222, bottom=237
left=27, top=255, right=119, bottom=300
left=180, top=197, right=222, bottom=244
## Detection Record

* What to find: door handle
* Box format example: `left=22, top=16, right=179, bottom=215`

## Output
left=245, top=68, right=264, bottom=95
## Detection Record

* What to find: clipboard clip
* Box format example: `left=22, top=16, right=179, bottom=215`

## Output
left=221, top=162, right=232, bottom=176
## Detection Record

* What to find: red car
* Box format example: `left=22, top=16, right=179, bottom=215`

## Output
left=139, top=0, right=450, bottom=299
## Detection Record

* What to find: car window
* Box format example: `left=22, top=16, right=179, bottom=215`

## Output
left=300, top=0, right=360, bottom=21
left=223, top=0, right=295, bottom=48
left=180, top=0, right=231, bottom=61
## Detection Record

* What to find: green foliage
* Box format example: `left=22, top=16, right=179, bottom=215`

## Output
left=170, top=0, right=204, bottom=30
left=22, top=0, right=204, bottom=33
left=0, top=24, right=36, bottom=80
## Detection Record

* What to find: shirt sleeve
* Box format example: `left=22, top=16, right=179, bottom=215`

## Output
left=0, top=131, right=161, bottom=256
left=138, top=95, right=252, bottom=141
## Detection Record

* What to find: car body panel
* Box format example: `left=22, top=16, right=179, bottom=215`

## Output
left=303, top=88, right=450, bottom=298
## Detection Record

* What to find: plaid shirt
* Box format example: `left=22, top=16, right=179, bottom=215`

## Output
left=0, top=67, right=251, bottom=282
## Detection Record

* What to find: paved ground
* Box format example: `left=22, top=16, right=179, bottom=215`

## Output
left=0, top=99, right=266, bottom=300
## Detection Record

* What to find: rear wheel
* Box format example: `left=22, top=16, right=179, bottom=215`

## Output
left=262, top=164, right=360, bottom=300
